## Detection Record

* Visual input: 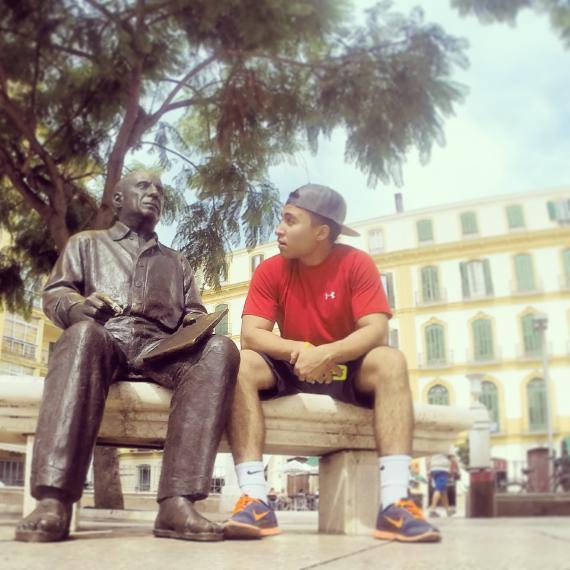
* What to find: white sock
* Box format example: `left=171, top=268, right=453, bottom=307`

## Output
left=235, top=461, right=268, bottom=503
left=379, top=455, right=411, bottom=509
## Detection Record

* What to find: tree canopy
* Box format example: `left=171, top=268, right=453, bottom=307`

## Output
left=0, top=0, right=468, bottom=309
left=451, top=0, right=570, bottom=48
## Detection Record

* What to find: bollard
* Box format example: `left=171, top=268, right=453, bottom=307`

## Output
left=469, top=468, right=495, bottom=517
left=467, top=374, right=494, bottom=518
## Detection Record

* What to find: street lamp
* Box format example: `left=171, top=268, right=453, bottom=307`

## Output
left=532, top=313, right=554, bottom=490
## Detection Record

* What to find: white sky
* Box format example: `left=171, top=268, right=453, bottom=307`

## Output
left=157, top=1, right=570, bottom=243
left=270, top=1, right=570, bottom=223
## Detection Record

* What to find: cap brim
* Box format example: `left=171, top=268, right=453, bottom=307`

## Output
left=340, top=225, right=360, bottom=237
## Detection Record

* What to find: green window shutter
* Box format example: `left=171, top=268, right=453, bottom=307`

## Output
left=428, top=384, right=449, bottom=406
left=381, top=274, right=395, bottom=308
left=461, top=212, right=478, bottom=235
left=417, top=219, right=433, bottom=243
left=421, top=266, right=439, bottom=303
left=481, top=381, right=500, bottom=432
left=522, top=314, right=541, bottom=356
left=473, top=319, right=494, bottom=361
left=547, top=201, right=557, bottom=220
left=426, top=324, right=445, bottom=364
left=527, top=378, right=547, bottom=431
left=460, top=262, right=470, bottom=299
left=563, top=249, right=570, bottom=283
left=506, top=205, right=524, bottom=229
left=214, top=303, right=229, bottom=335
left=483, top=259, right=494, bottom=295
left=514, top=254, right=535, bottom=292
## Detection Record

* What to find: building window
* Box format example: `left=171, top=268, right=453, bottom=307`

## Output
left=368, top=229, right=384, bottom=254
left=514, top=253, right=535, bottom=292
left=562, top=249, right=570, bottom=288
left=428, top=384, right=449, bottom=406
left=0, top=459, right=25, bottom=486
left=425, top=324, right=446, bottom=365
left=472, top=319, right=494, bottom=361
left=421, top=266, right=441, bottom=304
left=480, top=381, right=500, bottom=432
left=251, top=254, right=264, bottom=274
left=460, top=260, right=493, bottom=298
left=506, top=205, right=525, bottom=229
left=527, top=378, right=547, bottom=431
left=389, top=329, right=399, bottom=349
left=547, top=199, right=570, bottom=225
left=460, top=212, right=478, bottom=236
left=417, top=219, right=433, bottom=244
left=381, top=273, right=395, bottom=309
left=210, top=465, right=225, bottom=494
left=214, top=304, right=229, bottom=336
left=136, top=464, right=151, bottom=492
left=521, top=314, right=541, bottom=357
left=2, top=313, right=39, bottom=360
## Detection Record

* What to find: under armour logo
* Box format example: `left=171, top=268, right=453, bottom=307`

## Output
left=324, top=291, right=336, bottom=300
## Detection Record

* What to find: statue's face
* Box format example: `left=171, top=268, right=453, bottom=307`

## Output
left=114, top=171, right=164, bottom=229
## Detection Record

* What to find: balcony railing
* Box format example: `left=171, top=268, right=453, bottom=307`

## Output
left=509, top=278, right=544, bottom=296
left=414, top=288, right=448, bottom=306
left=466, top=347, right=503, bottom=364
left=516, top=342, right=552, bottom=360
left=417, top=350, right=454, bottom=369
left=2, top=337, right=36, bottom=360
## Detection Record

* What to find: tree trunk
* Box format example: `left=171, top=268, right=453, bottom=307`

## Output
left=93, top=446, right=124, bottom=510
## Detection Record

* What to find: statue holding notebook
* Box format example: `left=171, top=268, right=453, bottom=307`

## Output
left=15, top=170, right=239, bottom=543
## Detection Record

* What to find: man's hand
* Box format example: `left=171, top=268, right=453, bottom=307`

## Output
left=293, top=344, right=341, bottom=384
left=68, top=292, right=123, bottom=325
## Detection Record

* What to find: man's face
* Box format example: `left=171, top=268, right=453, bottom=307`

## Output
left=113, top=171, right=164, bottom=229
left=275, top=204, right=324, bottom=259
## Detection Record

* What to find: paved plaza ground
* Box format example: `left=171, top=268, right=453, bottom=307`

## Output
left=1, top=510, right=568, bottom=570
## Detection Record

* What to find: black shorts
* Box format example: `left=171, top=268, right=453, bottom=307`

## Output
left=257, top=352, right=374, bottom=409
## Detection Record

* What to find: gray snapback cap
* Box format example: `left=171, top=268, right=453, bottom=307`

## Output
left=286, top=184, right=359, bottom=237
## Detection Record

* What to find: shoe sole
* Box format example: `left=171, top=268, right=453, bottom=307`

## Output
left=373, top=529, right=442, bottom=543
left=224, top=521, right=281, bottom=540
left=14, top=528, right=70, bottom=543
left=153, top=528, right=224, bottom=542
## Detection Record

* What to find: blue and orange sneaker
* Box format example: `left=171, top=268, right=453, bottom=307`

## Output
left=373, top=499, right=441, bottom=543
left=224, top=495, right=281, bottom=539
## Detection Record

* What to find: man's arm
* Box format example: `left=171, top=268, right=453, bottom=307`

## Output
left=240, top=314, right=305, bottom=361
left=293, top=313, right=389, bottom=382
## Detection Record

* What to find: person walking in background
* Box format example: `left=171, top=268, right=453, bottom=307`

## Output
left=428, top=446, right=458, bottom=517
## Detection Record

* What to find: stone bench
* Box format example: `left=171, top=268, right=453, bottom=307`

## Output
left=0, top=374, right=474, bottom=534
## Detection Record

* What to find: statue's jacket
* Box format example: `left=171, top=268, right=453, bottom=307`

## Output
left=43, top=221, right=206, bottom=352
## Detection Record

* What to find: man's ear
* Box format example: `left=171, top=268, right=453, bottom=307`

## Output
left=112, top=192, right=122, bottom=211
left=315, top=224, right=331, bottom=243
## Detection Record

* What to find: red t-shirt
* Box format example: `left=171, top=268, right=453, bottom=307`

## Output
left=243, top=244, right=392, bottom=345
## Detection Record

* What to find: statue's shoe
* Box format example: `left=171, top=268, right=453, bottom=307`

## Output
left=153, top=496, right=224, bottom=542
left=15, top=499, right=71, bottom=543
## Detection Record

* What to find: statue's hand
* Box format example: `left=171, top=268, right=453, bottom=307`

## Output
left=69, top=292, right=123, bottom=325
left=182, top=312, right=205, bottom=327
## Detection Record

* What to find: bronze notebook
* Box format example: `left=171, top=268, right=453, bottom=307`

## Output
left=142, top=309, right=229, bottom=363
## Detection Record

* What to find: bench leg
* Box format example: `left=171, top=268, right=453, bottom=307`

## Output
left=22, top=435, right=36, bottom=517
left=318, top=450, right=378, bottom=535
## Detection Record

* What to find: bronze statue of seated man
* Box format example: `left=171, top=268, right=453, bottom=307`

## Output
left=15, top=170, right=239, bottom=542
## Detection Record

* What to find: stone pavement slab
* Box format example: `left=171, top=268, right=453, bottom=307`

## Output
left=1, top=512, right=569, bottom=570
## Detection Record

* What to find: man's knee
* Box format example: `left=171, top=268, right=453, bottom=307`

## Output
left=236, top=349, right=273, bottom=391
left=204, top=334, right=240, bottom=366
left=363, top=346, right=409, bottom=389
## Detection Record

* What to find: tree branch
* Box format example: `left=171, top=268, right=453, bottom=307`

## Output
left=139, top=141, right=200, bottom=170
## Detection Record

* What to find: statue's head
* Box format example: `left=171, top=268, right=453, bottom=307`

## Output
left=112, top=170, right=164, bottom=231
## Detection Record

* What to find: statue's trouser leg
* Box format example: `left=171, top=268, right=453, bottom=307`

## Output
left=148, top=335, right=239, bottom=502
left=31, top=321, right=125, bottom=502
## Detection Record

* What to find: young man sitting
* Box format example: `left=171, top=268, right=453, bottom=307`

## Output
left=225, top=184, right=441, bottom=543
